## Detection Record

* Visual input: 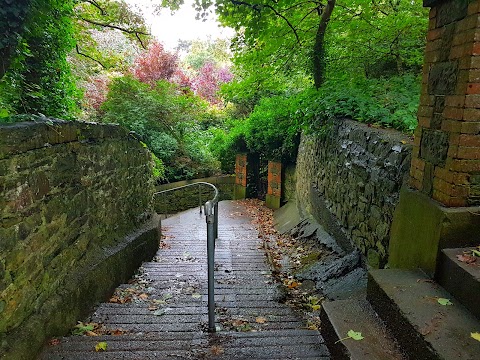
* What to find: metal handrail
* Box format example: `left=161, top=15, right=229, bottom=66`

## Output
left=153, top=182, right=219, bottom=332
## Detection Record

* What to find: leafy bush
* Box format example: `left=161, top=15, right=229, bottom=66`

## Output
left=214, top=74, right=420, bottom=169
left=100, top=75, right=221, bottom=182
left=301, top=75, right=420, bottom=132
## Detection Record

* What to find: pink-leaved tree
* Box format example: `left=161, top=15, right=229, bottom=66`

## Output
left=131, top=41, right=179, bottom=86
left=192, top=62, right=233, bottom=105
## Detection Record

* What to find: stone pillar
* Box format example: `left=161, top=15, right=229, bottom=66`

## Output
left=266, top=161, right=282, bottom=209
left=389, top=0, right=480, bottom=275
left=234, top=154, right=247, bottom=199
left=410, top=0, right=480, bottom=207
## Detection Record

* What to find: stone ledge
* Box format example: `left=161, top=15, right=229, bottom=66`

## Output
left=0, top=119, right=127, bottom=159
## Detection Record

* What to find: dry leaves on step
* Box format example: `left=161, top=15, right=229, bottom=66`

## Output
left=48, top=338, right=61, bottom=346
left=255, top=316, right=267, bottom=324
left=457, top=254, right=477, bottom=264
left=210, top=345, right=225, bottom=355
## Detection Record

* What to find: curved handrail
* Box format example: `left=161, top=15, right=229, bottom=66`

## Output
left=152, top=181, right=219, bottom=332
left=153, top=181, right=219, bottom=215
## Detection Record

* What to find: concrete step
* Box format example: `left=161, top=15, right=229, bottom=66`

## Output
left=320, top=299, right=405, bottom=360
left=367, top=269, right=480, bottom=360
left=435, top=247, right=480, bottom=320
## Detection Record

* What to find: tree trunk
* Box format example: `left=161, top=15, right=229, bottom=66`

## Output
left=312, top=0, right=336, bottom=89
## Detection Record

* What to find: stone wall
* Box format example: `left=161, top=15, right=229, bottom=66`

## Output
left=282, top=165, right=296, bottom=203
left=0, top=119, right=158, bottom=359
left=154, top=175, right=235, bottom=214
left=295, top=119, right=412, bottom=267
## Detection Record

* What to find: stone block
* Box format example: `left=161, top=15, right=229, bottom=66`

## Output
left=419, top=129, right=449, bottom=166
left=388, top=186, right=480, bottom=275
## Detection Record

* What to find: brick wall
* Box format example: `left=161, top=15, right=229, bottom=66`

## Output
left=411, top=0, right=480, bottom=206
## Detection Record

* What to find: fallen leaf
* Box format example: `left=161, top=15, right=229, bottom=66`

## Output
left=471, top=332, right=480, bottom=342
left=311, top=304, right=321, bottom=311
left=306, top=323, right=318, bottom=331
left=48, top=338, right=61, bottom=346
left=95, top=342, right=107, bottom=352
left=210, top=345, right=224, bottom=355
left=138, top=293, right=149, bottom=300
left=437, top=298, right=453, bottom=306
left=347, top=330, right=364, bottom=341
left=255, top=317, right=267, bottom=324
left=153, top=309, right=165, bottom=316
left=288, top=281, right=299, bottom=289
left=85, top=331, right=98, bottom=336
left=231, top=319, right=247, bottom=327
left=191, top=293, right=202, bottom=299
left=457, top=254, right=477, bottom=264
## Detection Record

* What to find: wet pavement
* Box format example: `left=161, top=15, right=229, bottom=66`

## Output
left=40, top=201, right=329, bottom=359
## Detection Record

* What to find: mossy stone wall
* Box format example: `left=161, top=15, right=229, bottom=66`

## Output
left=295, top=119, right=412, bottom=267
left=0, top=119, right=156, bottom=359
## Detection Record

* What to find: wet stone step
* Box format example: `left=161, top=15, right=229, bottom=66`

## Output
left=39, top=201, right=328, bottom=359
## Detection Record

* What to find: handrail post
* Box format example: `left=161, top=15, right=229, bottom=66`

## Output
left=206, top=209, right=216, bottom=332
left=214, top=202, right=218, bottom=241
left=199, top=183, right=202, bottom=214
left=153, top=181, right=220, bottom=333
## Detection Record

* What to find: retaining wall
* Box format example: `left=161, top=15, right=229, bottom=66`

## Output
left=295, top=119, right=412, bottom=267
left=0, top=119, right=158, bottom=359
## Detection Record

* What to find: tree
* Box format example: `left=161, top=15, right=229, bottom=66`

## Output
left=182, top=38, right=231, bottom=71
left=327, top=0, right=427, bottom=78
left=205, top=0, right=337, bottom=89
left=192, top=62, right=233, bottom=105
left=0, top=0, right=152, bottom=118
left=73, top=0, right=150, bottom=68
left=131, top=41, right=179, bottom=85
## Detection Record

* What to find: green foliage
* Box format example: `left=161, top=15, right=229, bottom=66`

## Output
left=214, top=73, right=419, bottom=169
left=101, top=75, right=220, bottom=181
left=0, top=0, right=79, bottom=118
left=151, top=153, right=166, bottom=182
left=241, top=95, right=301, bottom=162
left=327, top=0, right=428, bottom=78
left=302, top=75, right=421, bottom=132
left=182, top=38, right=231, bottom=71
left=72, top=322, right=94, bottom=335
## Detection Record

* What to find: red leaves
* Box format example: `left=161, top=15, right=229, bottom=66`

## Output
left=131, top=42, right=180, bottom=86
left=191, top=62, right=233, bottom=105
left=457, top=254, right=477, bottom=264
left=84, top=74, right=110, bottom=110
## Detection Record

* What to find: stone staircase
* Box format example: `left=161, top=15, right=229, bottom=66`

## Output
left=320, top=247, right=480, bottom=360
left=39, top=201, right=329, bottom=359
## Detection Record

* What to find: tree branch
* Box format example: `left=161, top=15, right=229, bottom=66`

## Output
left=135, top=32, right=147, bottom=49
left=75, top=44, right=106, bottom=68
left=83, top=0, right=107, bottom=15
left=263, top=4, right=301, bottom=45
left=229, top=0, right=301, bottom=45
left=80, top=17, right=150, bottom=36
